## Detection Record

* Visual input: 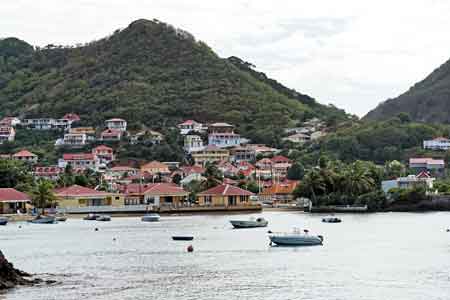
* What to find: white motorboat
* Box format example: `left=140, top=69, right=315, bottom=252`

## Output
left=96, top=215, right=111, bottom=222
left=230, top=217, right=268, bottom=229
left=269, top=229, right=323, bottom=246
left=141, top=213, right=160, bottom=222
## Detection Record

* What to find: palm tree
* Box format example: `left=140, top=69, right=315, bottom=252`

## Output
left=32, top=180, right=56, bottom=215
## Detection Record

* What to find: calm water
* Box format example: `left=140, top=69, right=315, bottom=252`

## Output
left=1, top=211, right=450, bottom=300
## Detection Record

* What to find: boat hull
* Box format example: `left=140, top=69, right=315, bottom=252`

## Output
left=230, top=220, right=268, bottom=229
left=28, top=217, right=56, bottom=224
left=142, top=214, right=160, bottom=222
left=0, top=218, right=8, bottom=225
left=172, top=236, right=194, bottom=241
left=269, top=235, right=323, bottom=246
left=96, top=215, right=111, bottom=221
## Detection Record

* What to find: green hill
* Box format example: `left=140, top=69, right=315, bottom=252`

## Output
left=365, top=57, right=450, bottom=123
left=0, top=19, right=347, bottom=147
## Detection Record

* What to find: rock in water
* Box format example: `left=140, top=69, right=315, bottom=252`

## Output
left=0, top=250, right=41, bottom=290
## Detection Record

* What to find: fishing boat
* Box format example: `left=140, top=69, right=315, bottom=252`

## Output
left=141, top=213, right=160, bottom=222
left=172, top=236, right=194, bottom=241
left=84, top=213, right=99, bottom=221
left=0, top=217, right=8, bottom=225
left=95, top=215, right=111, bottom=222
left=269, top=229, right=323, bottom=246
left=28, top=215, right=57, bottom=224
left=322, top=216, right=342, bottom=223
left=230, top=217, right=268, bottom=229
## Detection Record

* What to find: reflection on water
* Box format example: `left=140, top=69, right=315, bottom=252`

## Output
left=1, top=211, right=450, bottom=300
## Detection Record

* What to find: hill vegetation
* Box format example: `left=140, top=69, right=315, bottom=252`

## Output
left=0, top=19, right=348, bottom=148
left=365, top=57, right=450, bottom=123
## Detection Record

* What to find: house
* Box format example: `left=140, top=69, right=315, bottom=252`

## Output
left=259, top=181, right=299, bottom=205
left=271, top=155, right=291, bottom=164
left=382, top=171, right=435, bottom=194
left=180, top=173, right=206, bottom=186
left=0, top=117, right=21, bottom=127
left=59, top=153, right=99, bottom=171
left=178, top=120, right=204, bottom=135
left=33, top=166, right=64, bottom=181
left=12, top=150, right=38, bottom=164
left=191, top=145, right=230, bottom=166
left=108, top=166, right=139, bottom=179
left=101, top=129, right=123, bottom=141
left=208, top=123, right=241, bottom=148
left=62, top=113, right=81, bottom=123
left=282, top=133, right=310, bottom=144
left=92, top=145, right=115, bottom=165
left=54, top=185, right=122, bottom=209
left=197, top=184, right=254, bottom=207
left=256, top=158, right=273, bottom=170
left=0, top=188, right=31, bottom=214
left=180, top=165, right=205, bottom=177
left=69, top=127, right=96, bottom=141
left=105, top=118, right=127, bottom=132
left=0, top=126, right=15, bottom=144
left=23, top=116, right=77, bottom=131
left=409, top=158, right=445, bottom=176
left=184, top=135, right=204, bottom=153
left=121, top=183, right=188, bottom=206
left=140, top=161, right=171, bottom=175
left=423, top=137, right=450, bottom=151
left=130, top=130, right=164, bottom=145
left=217, top=161, right=239, bottom=177
left=61, top=133, right=88, bottom=147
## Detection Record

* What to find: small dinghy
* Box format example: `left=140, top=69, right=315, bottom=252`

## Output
left=269, top=229, right=323, bottom=246
left=28, top=215, right=56, bottom=224
left=141, top=213, right=160, bottom=222
left=84, top=213, right=99, bottom=221
left=96, top=215, right=111, bottom=222
left=230, top=217, right=268, bottom=229
left=0, top=217, right=8, bottom=225
left=172, top=236, right=194, bottom=241
left=322, top=217, right=342, bottom=223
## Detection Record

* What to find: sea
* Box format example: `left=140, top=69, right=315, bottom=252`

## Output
left=1, top=211, right=449, bottom=300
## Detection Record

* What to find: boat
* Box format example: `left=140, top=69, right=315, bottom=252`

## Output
left=55, top=215, right=67, bottom=222
left=230, top=217, right=268, bottom=229
left=141, top=213, right=160, bottom=222
left=322, top=216, right=342, bottom=223
left=96, top=215, right=111, bottom=222
left=28, top=215, right=56, bottom=224
left=84, top=213, right=99, bottom=220
left=172, top=236, right=194, bottom=241
left=0, top=217, right=8, bottom=225
left=269, top=229, right=323, bottom=246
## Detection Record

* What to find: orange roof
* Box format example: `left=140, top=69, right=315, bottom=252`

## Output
left=261, top=182, right=298, bottom=195
left=13, top=150, right=37, bottom=157
left=141, top=161, right=169, bottom=169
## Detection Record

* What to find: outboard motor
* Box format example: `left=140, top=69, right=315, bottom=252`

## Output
left=317, top=235, right=324, bottom=243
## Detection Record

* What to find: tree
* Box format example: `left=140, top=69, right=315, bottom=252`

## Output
left=287, top=162, right=305, bottom=180
left=172, top=173, right=182, bottom=185
left=0, top=159, right=33, bottom=189
left=202, top=163, right=223, bottom=189
left=32, top=180, right=56, bottom=213
left=397, top=112, right=411, bottom=123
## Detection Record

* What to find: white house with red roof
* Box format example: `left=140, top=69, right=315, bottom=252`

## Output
left=197, top=184, right=255, bottom=207
left=178, top=120, right=204, bottom=135
left=105, top=118, right=127, bottom=132
left=12, top=150, right=38, bottom=164
left=0, top=188, right=31, bottom=214
left=92, top=145, right=115, bottom=165
left=423, top=137, right=450, bottom=151
left=59, top=153, right=99, bottom=171
left=0, top=126, right=15, bottom=144
left=101, top=128, right=123, bottom=141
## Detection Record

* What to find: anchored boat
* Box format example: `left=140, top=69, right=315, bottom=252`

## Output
left=96, top=215, right=111, bottom=222
left=230, top=217, right=268, bottom=229
left=322, top=217, right=342, bottom=223
left=269, top=229, right=323, bottom=246
left=172, top=236, right=194, bottom=241
left=28, top=215, right=57, bottom=224
left=141, top=213, right=160, bottom=222
left=0, top=217, right=8, bottom=225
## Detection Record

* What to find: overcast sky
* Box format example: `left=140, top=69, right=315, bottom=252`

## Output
left=2, top=0, right=450, bottom=116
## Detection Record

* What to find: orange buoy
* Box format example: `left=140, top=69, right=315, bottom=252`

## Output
left=187, top=245, right=194, bottom=252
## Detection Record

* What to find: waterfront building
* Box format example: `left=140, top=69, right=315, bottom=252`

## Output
left=54, top=185, right=122, bottom=209
left=197, top=184, right=254, bottom=207
left=0, top=188, right=31, bottom=214
left=121, top=183, right=189, bottom=206
left=382, top=171, right=435, bottom=194
left=259, top=181, right=299, bottom=205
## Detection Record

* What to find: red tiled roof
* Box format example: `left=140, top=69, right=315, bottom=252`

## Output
left=260, top=182, right=299, bottom=195
left=13, top=150, right=37, bottom=157
left=54, top=185, right=111, bottom=197
left=141, top=161, right=169, bottom=169
left=271, top=155, right=291, bottom=163
left=63, top=153, right=94, bottom=160
left=93, top=145, right=113, bottom=152
left=122, top=183, right=188, bottom=195
left=178, top=119, right=198, bottom=125
left=34, top=166, right=63, bottom=175
left=62, top=113, right=80, bottom=121
left=101, top=129, right=122, bottom=136
left=198, top=184, right=254, bottom=196
left=181, top=165, right=205, bottom=175
left=0, top=188, right=31, bottom=202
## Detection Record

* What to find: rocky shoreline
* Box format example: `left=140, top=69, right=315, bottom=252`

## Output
left=0, top=250, right=50, bottom=290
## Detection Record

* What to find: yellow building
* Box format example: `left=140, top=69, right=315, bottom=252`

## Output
left=197, top=184, right=254, bottom=207
left=140, top=161, right=170, bottom=175
left=191, top=145, right=230, bottom=166
left=54, top=185, right=123, bottom=208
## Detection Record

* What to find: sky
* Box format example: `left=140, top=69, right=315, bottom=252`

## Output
left=2, top=0, right=450, bottom=116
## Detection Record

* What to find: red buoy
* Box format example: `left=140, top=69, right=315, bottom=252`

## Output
left=187, top=245, right=194, bottom=252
